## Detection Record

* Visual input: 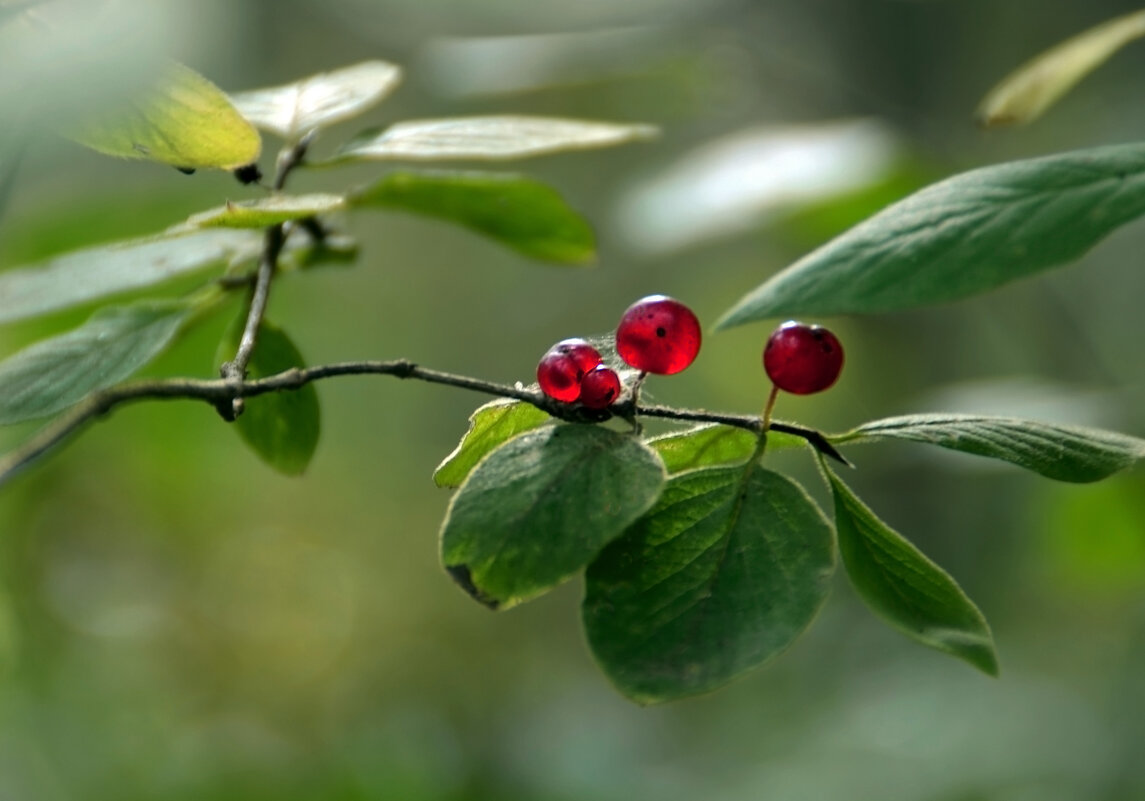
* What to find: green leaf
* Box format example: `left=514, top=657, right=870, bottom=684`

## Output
left=715, top=143, right=1145, bottom=326
left=0, top=229, right=262, bottom=325
left=834, top=413, right=1145, bottom=483
left=648, top=424, right=806, bottom=473
left=978, top=10, right=1145, bottom=127
left=332, top=115, right=657, bottom=163
left=0, top=300, right=192, bottom=423
left=178, top=194, right=346, bottom=230
left=433, top=399, right=552, bottom=488
left=350, top=170, right=596, bottom=264
left=218, top=318, right=319, bottom=475
left=68, top=61, right=261, bottom=170
left=582, top=464, right=836, bottom=703
left=230, top=60, right=402, bottom=140
left=823, top=462, right=998, bottom=676
left=440, top=425, right=665, bottom=610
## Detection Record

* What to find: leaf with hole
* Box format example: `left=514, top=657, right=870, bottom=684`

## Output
left=716, top=143, right=1145, bottom=326
left=433, top=399, right=552, bottom=488
left=440, top=425, right=664, bottom=610
left=230, top=60, right=402, bottom=140
left=833, top=413, right=1145, bottom=483
left=332, top=115, right=657, bottom=163
left=68, top=61, right=261, bottom=170
left=582, top=463, right=836, bottom=703
left=0, top=299, right=194, bottom=424
left=217, top=318, right=319, bottom=475
left=350, top=171, right=595, bottom=263
left=823, top=461, right=998, bottom=675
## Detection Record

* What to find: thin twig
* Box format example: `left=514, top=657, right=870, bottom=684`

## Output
left=0, top=360, right=850, bottom=489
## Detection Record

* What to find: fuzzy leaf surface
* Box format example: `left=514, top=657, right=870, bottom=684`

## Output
left=334, top=115, right=657, bottom=163
left=583, top=464, right=835, bottom=703
left=835, top=413, right=1145, bottom=483
left=0, top=300, right=192, bottom=423
left=68, top=61, right=260, bottom=170
left=716, top=143, right=1145, bottom=326
left=350, top=170, right=595, bottom=263
left=433, top=399, right=552, bottom=488
left=230, top=60, right=402, bottom=140
left=0, top=229, right=261, bottom=324
left=825, top=463, right=998, bottom=675
left=440, top=425, right=664, bottom=610
left=218, top=318, right=319, bottom=475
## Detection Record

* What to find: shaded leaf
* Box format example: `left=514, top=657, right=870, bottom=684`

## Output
left=333, top=115, right=657, bottom=163
left=978, top=10, right=1145, bottom=127
left=218, top=318, right=319, bottom=475
left=715, top=143, right=1145, bottom=326
left=440, top=425, right=664, bottom=610
left=0, top=300, right=192, bottom=423
left=834, top=413, right=1145, bottom=483
left=583, top=464, right=835, bottom=703
left=350, top=170, right=595, bottom=263
left=179, top=194, right=346, bottom=230
left=433, top=399, right=551, bottom=488
left=824, top=462, right=998, bottom=675
left=0, top=229, right=262, bottom=324
left=69, top=61, right=260, bottom=170
left=230, top=60, right=402, bottom=140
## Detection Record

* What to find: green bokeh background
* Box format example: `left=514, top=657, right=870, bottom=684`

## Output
left=3, top=1, right=1145, bottom=798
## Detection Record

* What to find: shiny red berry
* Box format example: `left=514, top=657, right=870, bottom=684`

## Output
left=579, top=365, right=621, bottom=409
left=615, top=295, right=702, bottom=375
left=763, top=321, right=844, bottom=395
left=537, top=339, right=602, bottom=402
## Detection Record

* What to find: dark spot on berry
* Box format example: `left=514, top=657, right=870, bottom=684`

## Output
left=656, top=327, right=667, bottom=338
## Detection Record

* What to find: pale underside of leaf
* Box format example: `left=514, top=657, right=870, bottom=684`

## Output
left=177, top=193, right=347, bottom=230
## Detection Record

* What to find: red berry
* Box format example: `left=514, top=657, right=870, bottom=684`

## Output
left=537, top=338, right=601, bottom=402
left=579, top=365, right=621, bottom=409
left=763, top=321, right=844, bottom=395
left=615, top=295, right=702, bottom=375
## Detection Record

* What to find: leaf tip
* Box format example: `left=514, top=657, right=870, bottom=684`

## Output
left=445, top=563, right=501, bottom=610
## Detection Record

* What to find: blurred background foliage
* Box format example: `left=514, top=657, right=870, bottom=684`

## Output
left=2, top=0, right=1145, bottom=798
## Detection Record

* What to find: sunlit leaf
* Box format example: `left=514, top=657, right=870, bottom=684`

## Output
left=440, top=425, right=664, bottom=610
left=332, top=115, right=657, bottom=163
left=350, top=170, right=595, bottom=263
left=218, top=318, right=320, bottom=475
left=583, top=464, right=836, bottom=703
left=716, top=143, right=1145, bottom=326
left=834, top=413, right=1145, bottom=483
left=646, top=424, right=806, bottom=473
left=433, top=399, right=552, bottom=488
left=179, top=194, right=346, bottom=230
left=0, top=229, right=262, bottom=324
left=978, top=10, right=1145, bottom=127
left=824, top=462, right=998, bottom=676
left=68, top=61, right=261, bottom=170
left=0, top=299, right=193, bottom=423
left=230, top=60, right=402, bottom=140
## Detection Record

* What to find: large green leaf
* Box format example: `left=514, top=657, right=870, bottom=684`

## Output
left=824, top=463, right=998, bottom=676
left=0, top=300, right=193, bottom=423
left=978, top=9, right=1145, bottom=127
left=582, top=464, right=836, bottom=703
left=218, top=318, right=319, bottom=476
left=834, top=413, right=1145, bottom=483
left=0, top=229, right=261, bottom=325
left=68, top=61, right=261, bottom=170
left=179, top=194, right=346, bottom=230
left=715, top=143, right=1145, bottom=327
left=333, top=116, right=657, bottom=163
left=440, top=425, right=665, bottom=610
left=230, top=60, right=402, bottom=140
left=350, top=171, right=596, bottom=264
left=648, top=423, right=805, bottom=474
left=433, top=399, right=552, bottom=488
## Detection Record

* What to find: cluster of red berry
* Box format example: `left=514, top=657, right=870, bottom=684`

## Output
left=536, top=294, right=844, bottom=410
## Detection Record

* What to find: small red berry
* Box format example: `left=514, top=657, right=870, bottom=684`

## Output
left=537, top=339, right=602, bottom=402
left=763, top=321, right=844, bottom=395
left=579, top=365, right=621, bottom=409
left=616, top=295, right=702, bottom=375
